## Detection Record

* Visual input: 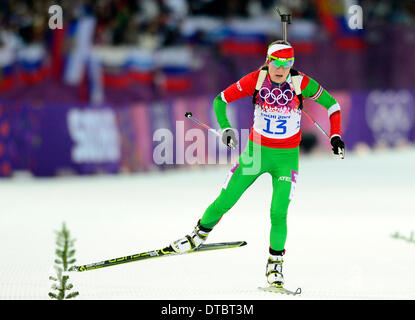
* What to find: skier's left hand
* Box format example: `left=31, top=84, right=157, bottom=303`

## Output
left=330, top=135, right=345, bottom=159
left=221, top=128, right=238, bottom=149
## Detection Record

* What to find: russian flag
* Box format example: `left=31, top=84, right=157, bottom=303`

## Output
left=220, top=33, right=266, bottom=56
left=288, top=20, right=318, bottom=54
left=219, top=17, right=281, bottom=56
left=17, top=44, right=49, bottom=85
left=0, top=48, right=16, bottom=91
left=97, top=48, right=130, bottom=88
left=96, top=47, right=135, bottom=88
left=156, top=47, right=193, bottom=92
left=0, top=65, right=15, bottom=92
left=126, top=49, right=155, bottom=84
left=96, top=48, right=155, bottom=89
left=219, top=20, right=267, bottom=56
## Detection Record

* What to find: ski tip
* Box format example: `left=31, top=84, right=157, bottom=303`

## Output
left=258, top=285, right=302, bottom=296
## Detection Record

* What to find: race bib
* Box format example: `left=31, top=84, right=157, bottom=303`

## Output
left=253, top=78, right=302, bottom=139
left=253, top=109, right=301, bottom=139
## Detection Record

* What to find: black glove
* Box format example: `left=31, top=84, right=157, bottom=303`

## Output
left=330, top=135, right=345, bottom=159
left=221, top=128, right=238, bottom=149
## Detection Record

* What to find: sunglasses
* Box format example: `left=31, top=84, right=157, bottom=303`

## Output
left=268, top=56, right=294, bottom=69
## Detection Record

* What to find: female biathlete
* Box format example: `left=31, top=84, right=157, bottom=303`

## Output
left=171, top=40, right=345, bottom=289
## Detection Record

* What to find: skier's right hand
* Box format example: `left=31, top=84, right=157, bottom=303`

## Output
left=221, top=128, right=238, bottom=149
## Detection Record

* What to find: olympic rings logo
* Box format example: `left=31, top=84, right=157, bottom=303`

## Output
left=259, top=87, right=294, bottom=106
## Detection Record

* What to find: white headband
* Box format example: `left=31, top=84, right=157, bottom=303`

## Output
left=267, top=43, right=292, bottom=56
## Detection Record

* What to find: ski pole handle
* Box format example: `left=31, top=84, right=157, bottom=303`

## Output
left=184, top=112, right=221, bottom=137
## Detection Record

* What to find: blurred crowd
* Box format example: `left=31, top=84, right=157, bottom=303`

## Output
left=1, top=0, right=414, bottom=51
left=0, top=0, right=314, bottom=50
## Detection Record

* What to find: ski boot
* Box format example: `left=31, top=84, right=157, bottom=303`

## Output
left=266, top=253, right=284, bottom=287
left=171, top=220, right=212, bottom=253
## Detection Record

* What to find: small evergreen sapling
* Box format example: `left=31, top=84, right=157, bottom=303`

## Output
left=49, top=223, right=79, bottom=300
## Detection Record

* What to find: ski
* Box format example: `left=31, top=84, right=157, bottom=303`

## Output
left=258, top=285, right=302, bottom=296
left=69, top=241, right=247, bottom=272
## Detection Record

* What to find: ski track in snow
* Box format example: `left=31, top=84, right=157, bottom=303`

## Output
left=1, top=148, right=414, bottom=300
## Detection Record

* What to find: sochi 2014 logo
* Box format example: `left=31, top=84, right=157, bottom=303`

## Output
left=365, top=90, right=414, bottom=146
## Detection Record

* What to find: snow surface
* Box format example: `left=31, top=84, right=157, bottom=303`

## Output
left=0, top=147, right=414, bottom=300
